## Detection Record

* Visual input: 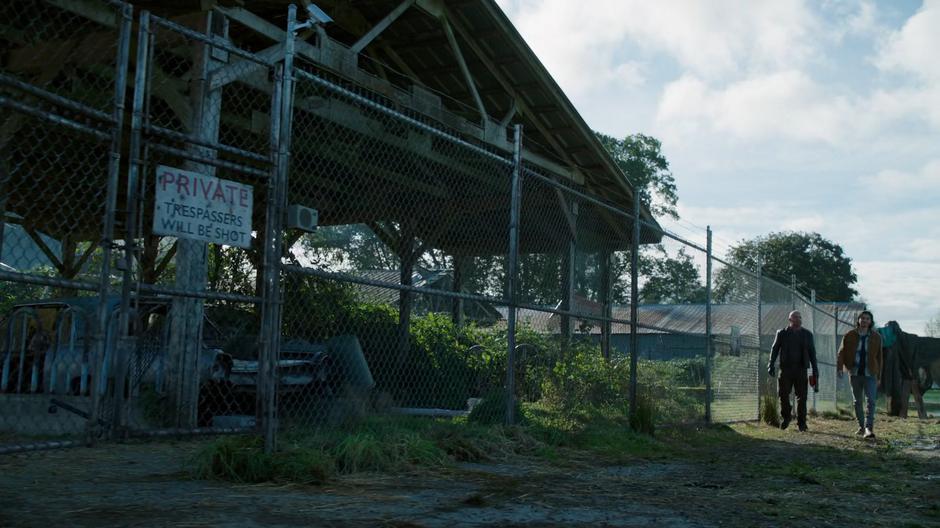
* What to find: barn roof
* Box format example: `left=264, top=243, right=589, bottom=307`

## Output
left=3, top=0, right=662, bottom=257
left=134, top=0, right=663, bottom=248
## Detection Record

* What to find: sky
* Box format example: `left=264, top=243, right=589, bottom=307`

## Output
left=495, top=0, right=940, bottom=333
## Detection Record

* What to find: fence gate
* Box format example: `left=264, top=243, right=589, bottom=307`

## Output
left=0, top=0, right=132, bottom=453
left=117, top=9, right=284, bottom=439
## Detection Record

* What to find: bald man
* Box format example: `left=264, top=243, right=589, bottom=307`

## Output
left=767, top=311, right=819, bottom=431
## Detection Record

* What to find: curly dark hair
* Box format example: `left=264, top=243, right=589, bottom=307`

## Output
left=856, top=310, right=875, bottom=330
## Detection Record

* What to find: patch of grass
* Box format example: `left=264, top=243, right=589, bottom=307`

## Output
left=761, top=396, right=780, bottom=427
left=522, top=403, right=664, bottom=461
left=192, top=435, right=334, bottom=484
left=429, top=422, right=516, bottom=462
left=332, top=432, right=394, bottom=473
left=820, top=407, right=854, bottom=420
left=192, top=415, right=544, bottom=484
left=272, top=448, right=334, bottom=484
left=659, top=423, right=737, bottom=448
left=191, top=436, right=275, bottom=483
left=629, top=390, right=655, bottom=436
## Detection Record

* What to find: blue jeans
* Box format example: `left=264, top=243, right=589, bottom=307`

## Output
left=850, top=375, right=877, bottom=429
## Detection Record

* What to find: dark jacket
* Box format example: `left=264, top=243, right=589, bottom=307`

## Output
left=837, top=329, right=883, bottom=378
left=769, top=327, right=818, bottom=375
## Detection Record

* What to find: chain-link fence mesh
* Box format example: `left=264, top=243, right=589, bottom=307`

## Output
left=277, top=56, right=516, bottom=431
left=708, top=258, right=761, bottom=422
left=1, top=0, right=131, bottom=452
left=111, top=11, right=279, bottom=438
left=2, top=3, right=874, bottom=455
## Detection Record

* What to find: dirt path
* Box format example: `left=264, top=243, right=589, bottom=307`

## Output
left=1, top=416, right=938, bottom=527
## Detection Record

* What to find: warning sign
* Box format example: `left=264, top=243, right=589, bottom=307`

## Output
left=152, top=165, right=253, bottom=248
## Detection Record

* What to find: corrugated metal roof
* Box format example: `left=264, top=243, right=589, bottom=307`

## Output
left=496, top=302, right=866, bottom=336
left=350, top=269, right=449, bottom=305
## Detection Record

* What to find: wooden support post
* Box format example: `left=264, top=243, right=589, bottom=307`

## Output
left=166, top=12, right=227, bottom=429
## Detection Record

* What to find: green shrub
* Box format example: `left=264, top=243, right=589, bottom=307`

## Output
left=630, top=389, right=656, bottom=436
left=542, top=344, right=626, bottom=410
left=192, top=436, right=275, bottom=483
left=272, top=448, right=334, bottom=484
left=761, top=395, right=780, bottom=427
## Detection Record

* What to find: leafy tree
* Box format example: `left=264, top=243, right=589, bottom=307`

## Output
left=640, top=247, right=706, bottom=304
left=714, top=231, right=858, bottom=302
left=207, top=244, right=257, bottom=296
left=925, top=311, right=940, bottom=337
left=595, top=133, right=679, bottom=220
left=298, top=224, right=397, bottom=271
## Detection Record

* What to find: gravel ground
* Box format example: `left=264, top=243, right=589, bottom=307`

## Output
left=0, top=415, right=938, bottom=527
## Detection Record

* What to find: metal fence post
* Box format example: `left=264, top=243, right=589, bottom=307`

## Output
left=94, top=1, right=133, bottom=441
left=628, top=195, right=640, bottom=421
left=756, top=257, right=763, bottom=421
left=504, top=124, right=523, bottom=425
left=790, top=274, right=797, bottom=311
left=89, top=5, right=141, bottom=443
left=704, top=226, right=712, bottom=423
left=834, top=306, right=840, bottom=410
left=811, top=289, right=816, bottom=412
left=259, top=4, right=299, bottom=454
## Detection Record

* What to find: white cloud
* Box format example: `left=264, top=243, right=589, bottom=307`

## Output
left=495, top=1, right=940, bottom=335
left=866, top=1, right=940, bottom=128
left=904, top=238, right=940, bottom=262
left=854, top=260, right=940, bottom=332
left=862, top=159, right=940, bottom=194
left=657, top=71, right=853, bottom=144
left=495, top=0, right=821, bottom=94
left=875, top=0, right=940, bottom=81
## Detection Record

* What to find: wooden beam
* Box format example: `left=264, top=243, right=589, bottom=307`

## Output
left=445, top=10, right=585, bottom=177
left=150, top=65, right=195, bottom=132
left=24, top=226, right=64, bottom=271
left=350, top=0, right=416, bottom=54
left=366, top=221, right=401, bottom=254
left=553, top=189, right=577, bottom=239
left=440, top=16, right=487, bottom=123
left=69, top=240, right=99, bottom=278
left=208, top=43, right=283, bottom=91
left=46, top=0, right=118, bottom=29
left=214, top=6, right=320, bottom=57
left=498, top=100, right=516, bottom=128
left=154, top=239, right=178, bottom=280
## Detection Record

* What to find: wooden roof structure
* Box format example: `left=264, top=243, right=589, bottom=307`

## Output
left=3, top=0, right=662, bottom=264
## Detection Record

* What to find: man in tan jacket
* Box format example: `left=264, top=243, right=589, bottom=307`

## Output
left=837, top=310, right=882, bottom=439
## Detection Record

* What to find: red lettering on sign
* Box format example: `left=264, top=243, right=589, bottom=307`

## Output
left=160, top=171, right=175, bottom=192
left=197, top=177, right=212, bottom=201
left=176, top=174, right=190, bottom=196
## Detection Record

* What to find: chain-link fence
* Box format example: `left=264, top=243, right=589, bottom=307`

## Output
left=1, top=0, right=132, bottom=452
left=2, top=2, right=869, bottom=455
